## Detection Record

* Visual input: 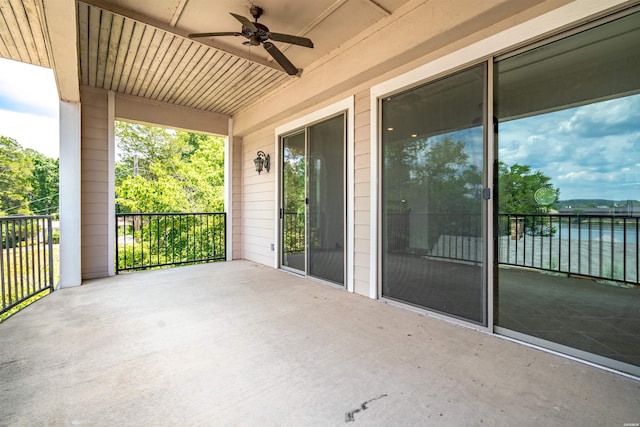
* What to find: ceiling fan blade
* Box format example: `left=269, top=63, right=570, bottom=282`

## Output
left=188, top=32, right=241, bottom=38
left=268, top=33, right=314, bottom=48
left=230, top=13, right=258, bottom=32
left=263, top=41, right=299, bottom=75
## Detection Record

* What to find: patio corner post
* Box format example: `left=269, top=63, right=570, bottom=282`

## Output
left=58, top=100, right=82, bottom=288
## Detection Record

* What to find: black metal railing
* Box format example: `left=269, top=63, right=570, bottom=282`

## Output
left=384, top=212, right=639, bottom=286
left=116, top=212, right=226, bottom=273
left=283, top=211, right=304, bottom=255
left=1, top=216, right=55, bottom=318
left=498, top=213, right=639, bottom=285
left=386, top=212, right=483, bottom=262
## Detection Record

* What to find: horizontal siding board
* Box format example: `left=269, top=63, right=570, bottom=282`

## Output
left=80, top=226, right=108, bottom=237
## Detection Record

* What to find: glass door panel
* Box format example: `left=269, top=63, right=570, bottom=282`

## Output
left=282, top=132, right=306, bottom=273
left=308, top=115, right=345, bottom=285
left=494, top=11, right=640, bottom=372
left=381, top=64, right=487, bottom=324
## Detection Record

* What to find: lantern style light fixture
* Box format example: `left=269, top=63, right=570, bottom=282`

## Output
left=254, top=151, right=270, bottom=174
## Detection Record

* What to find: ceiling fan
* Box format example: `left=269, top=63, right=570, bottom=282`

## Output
left=188, top=5, right=314, bottom=76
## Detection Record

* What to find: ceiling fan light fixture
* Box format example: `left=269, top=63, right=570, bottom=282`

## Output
left=188, top=5, right=314, bottom=76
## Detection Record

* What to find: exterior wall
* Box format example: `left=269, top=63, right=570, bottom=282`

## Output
left=232, top=136, right=243, bottom=260
left=241, top=128, right=277, bottom=266
left=353, top=90, right=371, bottom=296
left=79, top=88, right=231, bottom=280
left=114, top=93, right=228, bottom=135
left=80, top=86, right=110, bottom=279
left=235, top=0, right=634, bottom=299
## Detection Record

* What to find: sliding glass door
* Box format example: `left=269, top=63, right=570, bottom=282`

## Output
left=381, top=64, right=487, bottom=324
left=494, top=11, right=640, bottom=373
left=281, top=114, right=346, bottom=285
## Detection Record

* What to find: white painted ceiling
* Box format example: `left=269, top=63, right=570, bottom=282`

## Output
left=0, top=0, right=411, bottom=116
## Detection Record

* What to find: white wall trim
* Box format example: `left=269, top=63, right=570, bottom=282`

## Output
left=371, top=0, right=627, bottom=98
left=368, top=0, right=626, bottom=302
left=274, top=96, right=356, bottom=291
left=107, top=91, right=115, bottom=276
left=58, top=101, right=82, bottom=287
left=369, top=95, right=379, bottom=300
left=225, top=118, right=234, bottom=261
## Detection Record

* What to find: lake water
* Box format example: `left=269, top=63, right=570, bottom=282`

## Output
left=555, top=223, right=638, bottom=244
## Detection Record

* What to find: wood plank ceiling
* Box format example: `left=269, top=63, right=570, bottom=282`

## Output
left=1, top=0, right=411, bottom=117
left=76, top=2, right=289, bottom=116
left=0, top=0, right=50, bottom=68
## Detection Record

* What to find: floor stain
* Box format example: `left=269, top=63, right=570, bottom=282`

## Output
left=345, top=394, right=388, bottom=422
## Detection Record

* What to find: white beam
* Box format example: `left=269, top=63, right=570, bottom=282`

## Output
left=107, top=91, right=115, bottom=276
left=170, top=0, right=189, bottom=27
left=37, top=0, right=80, bottom=102
left=79, top=0, right=282, bottom=72
left=58, top=100, right=82, bottom=287
left=225, top=118, right=234, bottom=261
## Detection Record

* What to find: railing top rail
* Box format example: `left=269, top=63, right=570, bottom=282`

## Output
left=116, top=212, right=225, bottom=217
left=500, top=213, right=639, bottom=218
left=0, top=215, right=54, bottom=221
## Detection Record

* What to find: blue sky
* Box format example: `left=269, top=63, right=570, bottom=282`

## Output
left=499, top=94, right=640, bottom=201
left=0, top=58, right=59, bottom=158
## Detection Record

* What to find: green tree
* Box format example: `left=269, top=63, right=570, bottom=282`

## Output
left=0, top=136, right=33, bottom=215
left=25, top=149, right=59, bottom=216
left=497, top=161, right=559, bottom=237
left=497, top=162, right=558, bottom=214
left=383, top=135, right=483, bottom=250
left=115, top=122, right=225, bottom=213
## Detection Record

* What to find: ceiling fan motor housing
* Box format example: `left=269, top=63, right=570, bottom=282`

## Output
left=250, top=6, right=263, bottom=20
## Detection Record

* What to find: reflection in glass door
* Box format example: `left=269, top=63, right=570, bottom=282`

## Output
left=494, top=11, right=640, bottom=374
left=381, top=64, right=487, bottom=324
left=281, top=114, right=346, bottom=285
left=282, top=132, right=306, bottom=273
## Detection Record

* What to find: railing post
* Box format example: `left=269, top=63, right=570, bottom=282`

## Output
left=47, top=217, right=54, bottom=291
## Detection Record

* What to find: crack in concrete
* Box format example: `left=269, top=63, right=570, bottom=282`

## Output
left=345, top=394, right=388, bottom=422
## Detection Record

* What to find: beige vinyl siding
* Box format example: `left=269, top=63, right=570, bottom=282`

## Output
left=241, top=128, right=276, bottom=266
left=80, top=86, right=110, bottom=279
left=232, top=136, right=243, bottom=260
left=352, top=90, right=371, bottom=296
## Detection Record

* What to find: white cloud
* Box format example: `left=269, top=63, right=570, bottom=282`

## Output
left=499, top=94, right=640, bottom=201
left=0, top=58, right=59, bottom=157
left=0, top=109, right=59, bottom=158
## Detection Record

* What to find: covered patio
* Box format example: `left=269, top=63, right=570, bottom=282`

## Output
left=1, top=261, right=637, bottom=425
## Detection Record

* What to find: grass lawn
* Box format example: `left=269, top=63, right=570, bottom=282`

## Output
left=0, top=244, right=59, bottom=323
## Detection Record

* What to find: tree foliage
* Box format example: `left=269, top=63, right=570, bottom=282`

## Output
left=25, top=149, right=59, bottom=215
left=115, top=121, right=225, bottom=213
left=497, top=162, right=558, bottom=214
left=0, top=136, right=34, bottom=215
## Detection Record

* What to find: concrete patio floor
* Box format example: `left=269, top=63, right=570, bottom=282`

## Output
left=1, top=261, right=638, bottom=426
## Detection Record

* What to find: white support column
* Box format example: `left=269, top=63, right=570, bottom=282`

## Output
left=224, top=118, right=234, bottom=261
left=58, top=100, right=82, bottom=288
left=107, top=91, right=115, bottom=276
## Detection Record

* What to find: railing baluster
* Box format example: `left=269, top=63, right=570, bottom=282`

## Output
left=114, top=213, right=227, bottom=273
left=610, top=217, right=615, bottom=280
left=623, top=217, right=627, bottom=283
left=0, top=215, right=55, bottom=319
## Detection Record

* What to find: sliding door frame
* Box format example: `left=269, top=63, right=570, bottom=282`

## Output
left=274, top=97, right=355, bottom=291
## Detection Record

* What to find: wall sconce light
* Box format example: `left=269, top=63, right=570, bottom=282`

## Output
left=254, top=151, right=270, bottom=175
